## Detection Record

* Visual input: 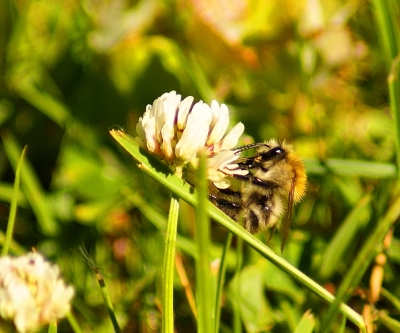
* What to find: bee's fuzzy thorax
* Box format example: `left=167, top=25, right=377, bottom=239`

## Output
left=281, top=142, right=307, bottom=203
left=256, top=139, right=307, bottom=203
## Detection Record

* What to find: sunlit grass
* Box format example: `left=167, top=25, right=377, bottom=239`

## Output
left=1, top=0, right=400, bottom=332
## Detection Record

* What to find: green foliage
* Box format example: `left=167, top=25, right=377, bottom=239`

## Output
left=1, top=0, right=400, bottom=332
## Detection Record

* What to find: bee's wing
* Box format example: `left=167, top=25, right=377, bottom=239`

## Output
left=279, top=176, right=295, bottom=253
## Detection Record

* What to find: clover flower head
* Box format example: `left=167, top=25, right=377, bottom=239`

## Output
left=135, top=91, right=248, bottom=187
left=0, top=252, right=74, bottom=333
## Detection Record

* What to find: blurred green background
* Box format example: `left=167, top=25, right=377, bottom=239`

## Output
left=1, top=0, right=400, bottom=332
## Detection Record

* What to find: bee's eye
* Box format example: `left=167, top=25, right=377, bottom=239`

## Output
left=260, top=147, right=285, bottom=161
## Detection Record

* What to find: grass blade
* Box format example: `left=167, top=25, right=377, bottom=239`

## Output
left=66, top=312, right=83, bottom=333
left=319, top=194, right=371, bottom=280
left=304, top=158, right=396, bottom=178
left=381, top=288, right=400, bottom=312
left=2, top=132, right=59, bottom=235
left=371, top=0, right=400, bottom=64
left=195, top=151, right=213, bottom=333
left=2, top=146, right=26, bottom=256
left=388, top=56, right=400, bottom=174
left=214, top=232, right=233, bottom=333
left=79, top=246, right=121, bottom=333
left=12, top=79, right=71, bottom=128
left=378, top=311, right=400, bottom=332
left=162, top=194, right=180, bottom=333
left=48, top=322, right=57, bottom=333
left=233, top=236, right=243, bottom=333
left=293, top=309, right=315, bottom=333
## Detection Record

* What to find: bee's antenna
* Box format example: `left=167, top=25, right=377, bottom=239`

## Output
left=233, top=142, right=269, bottom=153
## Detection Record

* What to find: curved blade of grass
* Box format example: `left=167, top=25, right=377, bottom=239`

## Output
left=339, top=316, right=347, bottom=333
left=304, top=158, right=396, bottom=178
left=378, top=311, right=400, bottom=332
left=2, top=131, right=59, bottom=235
left=233, top=236, right=243, bottom=333
left=0, top=182, right=28, bottom=207
left=389, top=56, right=400, bottom=174
left=372, top=0, right=400, bottom=175
left=13, top=78, right=71, bottom=128
left=109, top=129, right=367, bottom=332
left=195, top=152, right=213, bottom=333
left=2, top=146, right=26, bottom=256
left=0, top=231, right=25, bottom=255
left=318, top=195, right=400, bottom=333
left=215, top=232, right=233, bottom=333
left=381, top=288, right=400, bottom=312
left=66, top=312, right=82, bottom=333
left=319, top=194, right=371, bottom=280
left=79, top=245, right=121, bottom=333
left=162, top=194, right=179, bottom=333
left=293, top=309, right=315, bottom=333
left=371, top=0, right=400, bottom=64
left=48, top=322, right=57, bottom=333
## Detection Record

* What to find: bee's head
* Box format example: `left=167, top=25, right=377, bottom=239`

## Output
left=257, top=139, right=307, bottom=202
left=256, top=139, right=287, bottom=166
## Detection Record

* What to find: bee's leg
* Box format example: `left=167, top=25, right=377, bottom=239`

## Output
left=251, top=177, right=279, bottom=190
left=242, top=191, right=272, bottom=233
left=209, top=189, right=242, bottom=221
left=231, top=173, right=253, bottom=181
left=216, top=187, right=242, bottom=198
left=237, top=160, right=259, bottom=170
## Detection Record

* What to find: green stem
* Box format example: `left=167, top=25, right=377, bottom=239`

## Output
left=79, top=246, right=121, bottom=333
left=162, top=194, right=180, bottom=333
left=66, top=312, right=83, bottom=333
left=371, top=0, right=400, bottom=65
left=48, top=322, right=57, bottom=333
left=233, top=236, right=243, bottom=333
left=2, top=146, right=26, bottom=256
left=2, top=132, right=59, bottom=235
left=214, top=232, right=232, bottom=333
left=388, top=56, right=400, bottom=175
left=195, top=152, right=213, bottom=333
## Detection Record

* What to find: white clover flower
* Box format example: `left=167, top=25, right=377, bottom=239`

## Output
left=0, top=252, right=74, bottom=333
left=135, top=91, right=248, bottom=188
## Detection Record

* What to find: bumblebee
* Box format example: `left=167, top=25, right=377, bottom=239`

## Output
left=210, top=139, right=307, bottom=252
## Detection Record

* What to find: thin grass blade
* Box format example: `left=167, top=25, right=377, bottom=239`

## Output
left=48, top=322, right=57, bottom=333
left=319, top=194, right=371, bottom=280
left=195, top=151, right=213, bottom=333
left=293, top=309, right=315, bottom=333
left=79, top=246, right=121, bottom=333
left=66, top=312, right=83, bottom=333
left=162, top=194, right=180, bottom=333
left=2, top=146, right=26, bottom=256
left=2, top=132, right=59, bottom=235
left=214, top=232, right=233, bottom=333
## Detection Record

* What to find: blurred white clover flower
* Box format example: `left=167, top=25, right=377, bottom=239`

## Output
left=135, top=91, right=248, bottom=188
left=0, top=252, right=74, bottom=333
